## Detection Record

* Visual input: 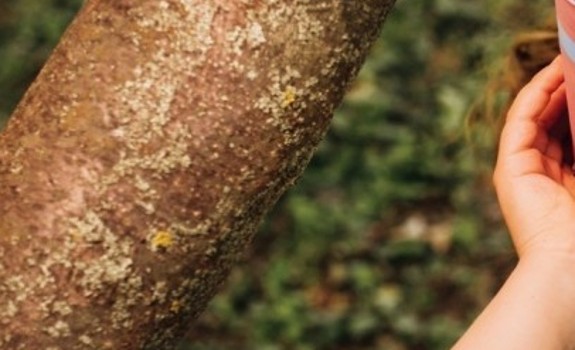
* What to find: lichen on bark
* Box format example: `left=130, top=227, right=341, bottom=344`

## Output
left=0, top=0, right=395, bottom=348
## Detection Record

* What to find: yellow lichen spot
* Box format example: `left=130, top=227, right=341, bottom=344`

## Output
left=281, top=86, right=297, bottom=108
left=170, top=300, right=182, bottom=313
left=69, top=230, right=82, bottom=242
left=151, top=231, right=174, bottom=251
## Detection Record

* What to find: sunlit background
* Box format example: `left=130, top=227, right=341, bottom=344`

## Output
left=0, top=0, right=555, bottom=349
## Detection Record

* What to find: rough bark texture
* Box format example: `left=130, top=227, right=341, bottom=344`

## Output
left=0, top=0, right=395, bottom=348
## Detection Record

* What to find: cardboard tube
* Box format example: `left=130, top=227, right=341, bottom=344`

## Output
left=557, top=0, right=575, bottom=161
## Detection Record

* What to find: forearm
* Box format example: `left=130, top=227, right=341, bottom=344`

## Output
left=454, top=253, right=575, bottom=349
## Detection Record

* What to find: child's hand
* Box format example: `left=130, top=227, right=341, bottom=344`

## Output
left=454, top=55, right=575, bottom=350
left=494, top=55, right=575, bottom=260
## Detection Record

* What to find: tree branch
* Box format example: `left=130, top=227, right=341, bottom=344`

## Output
left=0, top=0, right=395, bottom=348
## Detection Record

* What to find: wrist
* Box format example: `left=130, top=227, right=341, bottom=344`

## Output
left=454, top=251, right=575, bottom=349
left=515, top=253, right=575, bottom=345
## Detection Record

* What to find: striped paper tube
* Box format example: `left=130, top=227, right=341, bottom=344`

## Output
left=557, top=0, right=575, bottom=160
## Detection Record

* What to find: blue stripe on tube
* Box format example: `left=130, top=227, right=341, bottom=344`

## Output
left=559, top=19, right=575, bottom=63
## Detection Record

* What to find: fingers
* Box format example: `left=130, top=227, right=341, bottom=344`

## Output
left=538, top=83, right=567, bottom=130
left=506, top=56, right=564, bottom=125
left=546, top=138, right=564, bottom=164
left=498, top=119, right=546, bottom=161
left=563, top=166, right=575, bottom=194
left=498, top=56, right=565, bottom=158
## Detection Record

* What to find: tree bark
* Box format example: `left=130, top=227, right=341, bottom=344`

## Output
left=0, top=0, right=395, bottom=348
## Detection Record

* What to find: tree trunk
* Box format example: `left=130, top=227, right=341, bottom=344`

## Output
left=0, top=0, right=395, bottom=348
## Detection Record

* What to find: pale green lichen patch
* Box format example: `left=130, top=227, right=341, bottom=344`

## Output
left=51, top=301, right=72, bottom=317
left=256, top=67, right=304, bottom=128
left=169, top=220, right=210, bottom=238
left=226, top=21, right=267, bottom=55
left=69, top=211, right=135, bottom=293
left=65, top=209, right=145, bottom=331
left=151, top=281, right=169, bottom=304
left=2, top=301, right=18, bottom=318
left=94, top=1, right=217, bottom=200
left=44, top=320, right=71, bottom=338
left=79, top=335, right=94, bottom=346
left=107, top=135, right=192, bottom=182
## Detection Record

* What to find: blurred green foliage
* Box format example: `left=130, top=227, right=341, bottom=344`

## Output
left=0, top=0, right=553, bottom=349
left=0, top=0, right=82, bottom=124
